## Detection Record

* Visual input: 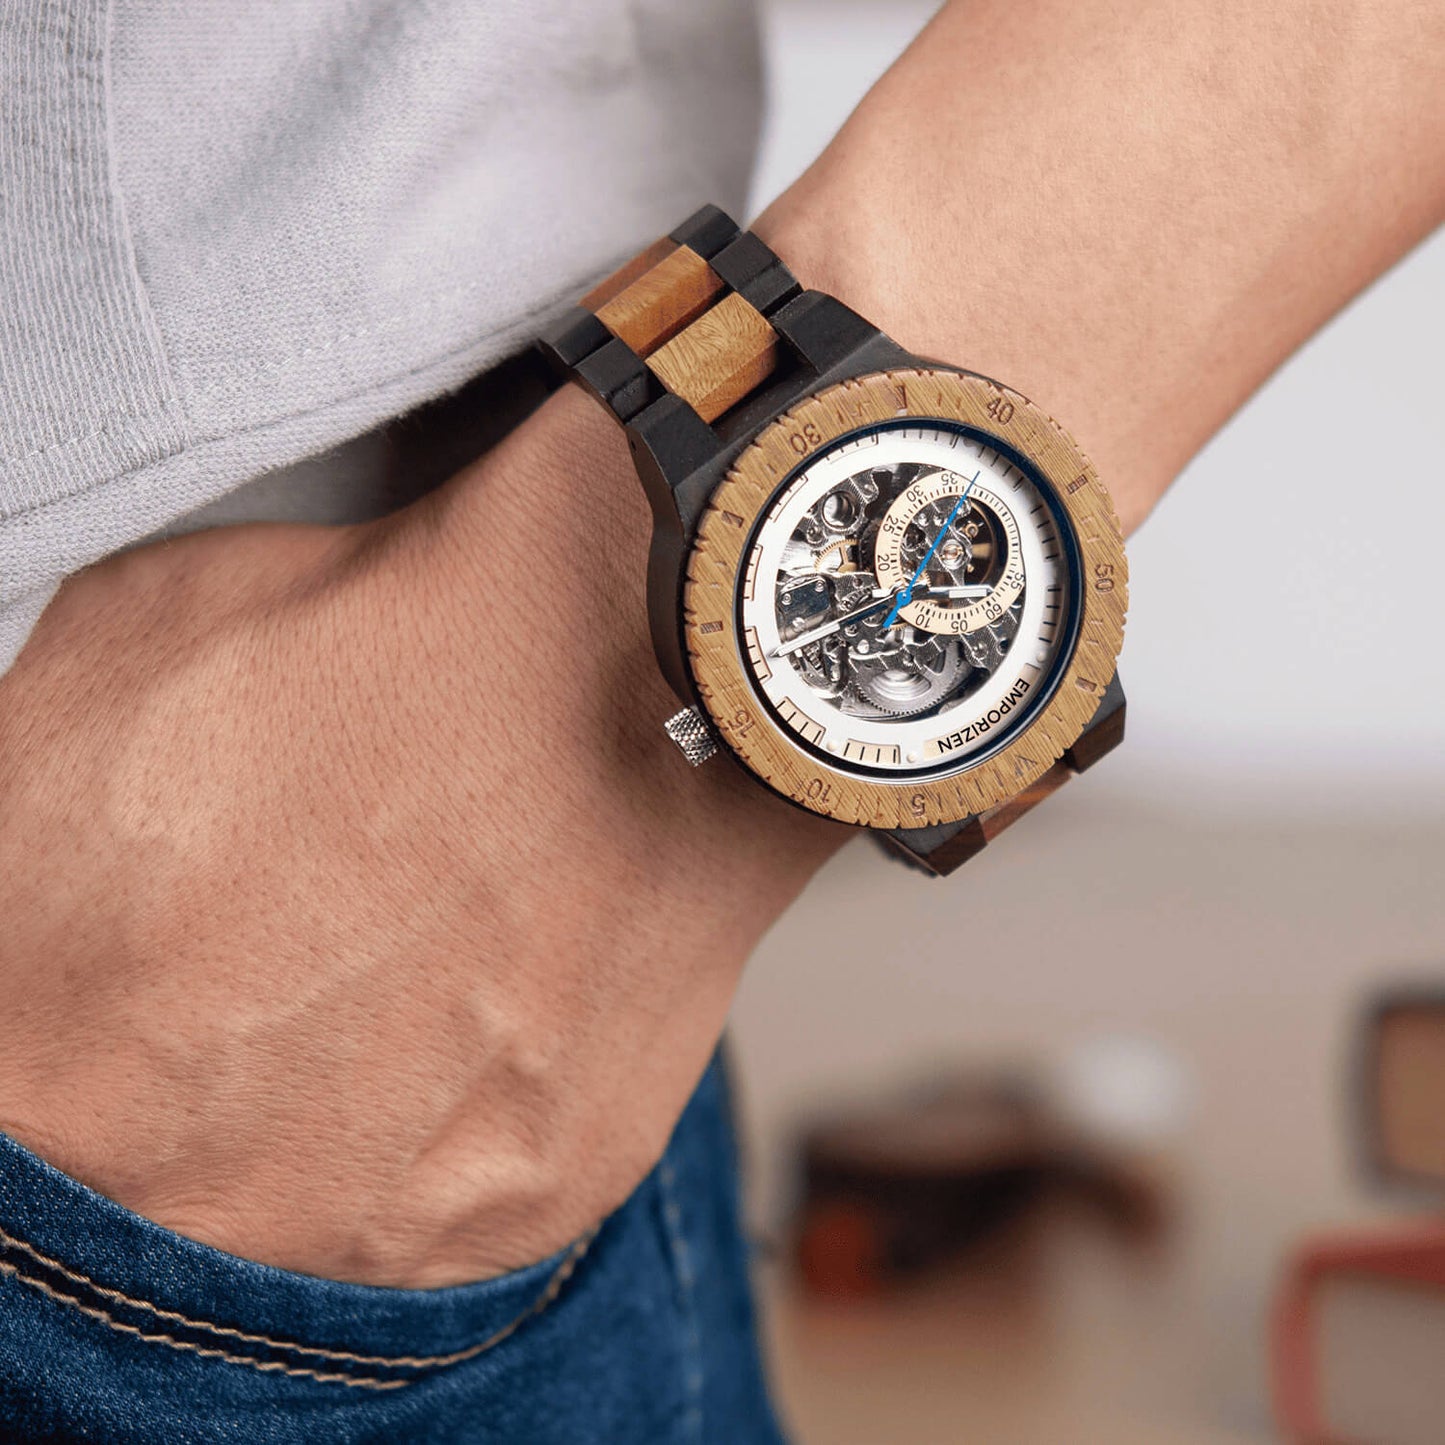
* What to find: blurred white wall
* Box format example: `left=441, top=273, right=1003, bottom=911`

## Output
left=750, top=0, right=1445, bottom=818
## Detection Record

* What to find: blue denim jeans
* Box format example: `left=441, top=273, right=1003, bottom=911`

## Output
left=0, top=1054, right=785, bottom=1443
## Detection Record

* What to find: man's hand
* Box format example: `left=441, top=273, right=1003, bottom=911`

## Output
left=0, top=386, right=844, bottom=1287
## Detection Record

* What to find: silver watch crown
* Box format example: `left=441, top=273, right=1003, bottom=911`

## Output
left=663, top=707, right=719, bottom=767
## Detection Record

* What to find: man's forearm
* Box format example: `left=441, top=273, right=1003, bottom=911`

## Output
left=2, top=0, right=1441, bottom=1289
left=758, top=0, right=1445, bottom=533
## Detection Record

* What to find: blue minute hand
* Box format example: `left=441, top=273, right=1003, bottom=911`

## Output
left=882, top=476, right=976, bottom=629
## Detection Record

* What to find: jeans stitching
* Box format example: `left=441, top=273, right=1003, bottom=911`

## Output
left=0, top=1257, right=404, bottom=1391
left=0, top=1221, right=593, bottom=1386
left=656, top=1157, right=705, bottom=1442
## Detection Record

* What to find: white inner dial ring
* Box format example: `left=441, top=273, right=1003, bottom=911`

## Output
left=737, top=423, right=1076, bottom=778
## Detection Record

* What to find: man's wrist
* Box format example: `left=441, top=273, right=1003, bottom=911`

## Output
left=753, top=184, right=1153, bottom=542
left=755, top=1, right=1445, bottom=546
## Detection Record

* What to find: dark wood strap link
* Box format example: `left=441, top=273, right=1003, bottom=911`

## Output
left=881, top=674, right=1127, bottom=876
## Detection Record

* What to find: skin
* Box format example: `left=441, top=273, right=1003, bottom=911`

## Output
left=1, top=0, right=1442, bottom=1287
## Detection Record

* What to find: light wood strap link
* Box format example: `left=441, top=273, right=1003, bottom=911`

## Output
left=556, top=208, right=799, bottom=424
left=585, top=241, right=722, bottom=354
left=647, top=291, right=779, bottom=423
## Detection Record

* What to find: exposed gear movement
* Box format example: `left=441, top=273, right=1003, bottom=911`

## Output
left=773, top=463, right=1025, bottom=723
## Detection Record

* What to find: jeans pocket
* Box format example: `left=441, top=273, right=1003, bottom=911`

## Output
left=0, top=1055, right=779, bottom=1443
left=0, top=1130, right=590, bottom=1403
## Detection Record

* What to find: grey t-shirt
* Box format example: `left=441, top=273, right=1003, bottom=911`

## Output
left=0, top=2, right=761, bottom=671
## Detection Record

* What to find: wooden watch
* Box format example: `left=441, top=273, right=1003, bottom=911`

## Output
left=538, top=207, right=1128, bottom=876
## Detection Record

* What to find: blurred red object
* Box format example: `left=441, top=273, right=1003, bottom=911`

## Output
left=1271, top=986, right=1445, bottom=1442
left=1273, top=1223, right=1445, bottom=1444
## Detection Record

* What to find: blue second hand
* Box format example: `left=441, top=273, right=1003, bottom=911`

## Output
left=882, top=476, right=976, bottom=629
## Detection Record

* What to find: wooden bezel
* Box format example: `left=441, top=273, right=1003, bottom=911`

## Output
left=682, top=368, right=1128, bottom=828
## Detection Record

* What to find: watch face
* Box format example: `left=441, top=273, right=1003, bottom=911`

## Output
left=684, top=368, right=1126, bottom=829
left=736, top=420, right=1080, bottom=779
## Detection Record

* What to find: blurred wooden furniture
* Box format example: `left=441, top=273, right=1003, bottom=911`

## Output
left=792, top=1075, right=1166, bottom=1299
left=1361, top=987, right=1445, bottom=1188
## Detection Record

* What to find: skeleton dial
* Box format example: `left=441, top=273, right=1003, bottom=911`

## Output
left=737, top=421, right=1077, bottom=779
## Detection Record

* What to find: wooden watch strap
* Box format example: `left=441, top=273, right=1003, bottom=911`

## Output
left=584, top=240, right=722, bottom=353
left=647, top=292, right=780, bottom=424
left=542, top=208, right=1126, bottom=879
left=541, top=207, right=800, bottom=425
left=881, top=675, right=1127, bottom=876
left=976, top=760, right=1074, bottom=841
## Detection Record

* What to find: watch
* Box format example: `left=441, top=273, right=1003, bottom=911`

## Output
left=538, top=206, right=1128, bottom=877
